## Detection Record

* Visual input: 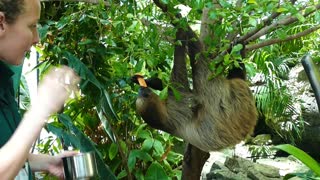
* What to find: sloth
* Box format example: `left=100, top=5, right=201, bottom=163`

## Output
left=132, top=28, right=258, bottom=152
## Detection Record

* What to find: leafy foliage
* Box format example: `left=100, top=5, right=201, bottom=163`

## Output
left=36, top=1, right=183, bottom=179
left=249, top=50, right=305, bottom=144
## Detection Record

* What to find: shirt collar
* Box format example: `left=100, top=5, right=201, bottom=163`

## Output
left=0, top=60, right=14, bottom=84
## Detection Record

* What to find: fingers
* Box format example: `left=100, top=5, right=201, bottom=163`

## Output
left=58, top=150, right=79, bottom=158
left=52, top=66, right=80, bottom=94
left=34, top=66, right=80, bottom=117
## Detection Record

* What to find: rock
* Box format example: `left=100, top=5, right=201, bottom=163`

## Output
left=253, top=163, right=280, bottom=178
left=206, top=168, right=249, bottom=180
left=224, top=157, right=242, bottom=173
left=247, top=167, right=281, bottom=180
left=211, top=156, right=281, bottom=179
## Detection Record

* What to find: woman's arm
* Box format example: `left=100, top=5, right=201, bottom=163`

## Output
left=0, top=109, right=47, bottom=179
left=0, top=66, right=79, bottom=179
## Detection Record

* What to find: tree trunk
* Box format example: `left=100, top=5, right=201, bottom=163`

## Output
left=182, top=144, right=210, bottom=180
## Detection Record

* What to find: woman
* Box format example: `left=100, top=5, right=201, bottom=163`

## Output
left=0, top=0, right=79, bottom=179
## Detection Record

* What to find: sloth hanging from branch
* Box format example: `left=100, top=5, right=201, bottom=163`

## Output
left=131, top=28, right=258, bottom=179
left=132, top=27, right=258, bottom=152
left=131, top=1, right=258, bottom=179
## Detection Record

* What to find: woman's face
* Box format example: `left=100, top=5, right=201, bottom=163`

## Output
left=0, top=0, right=41, bottom=65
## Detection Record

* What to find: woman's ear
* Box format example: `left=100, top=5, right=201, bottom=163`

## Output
left=0, top=12, right=6, bottom=33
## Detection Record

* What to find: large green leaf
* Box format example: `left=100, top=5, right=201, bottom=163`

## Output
left=63, top=51, right=102, bottom=90
left=47, top=114, right=117, bottom=180
left=63, top=51, right=119, bottom=138
left=145, top=162, right=169, bottom=180
left=98, top=89, right=119, bottom=122
left=128, top=149, right=153, bottom=172
left=96, top=107, right=116, bottom=142
left=274, top=144, right=320, bottom=176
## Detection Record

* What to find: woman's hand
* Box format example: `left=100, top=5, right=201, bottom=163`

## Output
left=29, top=151, right=79, bottom=179
left=33, top=66, right=80, bottom=118
left=46, top=151, right=79, bottom=179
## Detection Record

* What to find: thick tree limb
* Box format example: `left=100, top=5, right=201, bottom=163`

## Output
left=152, top=0, right=202, bottom=60
left=245, top=24, right=320, bottom=51
left=200, top=0, right=223, bottom=49
left=182, top=144, right=210, bottom=180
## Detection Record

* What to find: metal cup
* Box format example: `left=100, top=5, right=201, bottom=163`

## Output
left=63, top=151, right=98, bottom=180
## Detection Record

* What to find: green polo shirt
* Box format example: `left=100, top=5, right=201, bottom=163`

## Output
left=0, top=60, right=32, bottom=179
left=0, top=61, right=21, bottom=147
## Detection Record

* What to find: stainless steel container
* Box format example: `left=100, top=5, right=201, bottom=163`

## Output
left=63, top=151, right=98, bottom=180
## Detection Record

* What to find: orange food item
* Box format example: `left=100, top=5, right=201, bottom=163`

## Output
left=137, top=76, right=147, bottom=87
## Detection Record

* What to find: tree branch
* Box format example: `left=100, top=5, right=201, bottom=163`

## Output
left=40, top=0, right=110, bottom=6
left=237, top=12, right=281, bottom=43
left=237, top=0, right=284, bottom=43
left=245, top=24, right=320, bottom=51
left=243, top=3, right=320, bottom=44
left=153, top=0, right=169, bottom=14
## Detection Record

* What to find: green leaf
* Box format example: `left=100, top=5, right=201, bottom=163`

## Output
left=128, top=21, right=139, bottom=32
left=38, top=24, right=49, bottom=41
left=119, top=140, right=128, bottom=155
left=171, top=86, right=182, bottom=101
left=63, top=51, right=102, bottom=89
left=276, top=7, right=288, bottom=13
left=231, top=44, right=243, bottom=54
left=109, top=143, right=118, bottom=160
left=276, top=29, right=287, bottom=40
left=128, top=149, right=153, bottom=172
left=135, top=60, right=145, bottom=73
left=315, top=11, right=320, bottom=23
left=233, top=61, right=240, bottom=68
left=295, top=13, right=305, bottom=22
left=273, top=144, right=320, bottom=176
left=209, top=11, right=218, bottom=20
left=224, top=54, right=230, bottom=65
left=97, top=89, right=119, bottom=123
left=137, top=130, right=152, bottom=139
left=136, top=149, right=153, bottom=162
left=142, top=139, right=154, bottom=151
left=153, top=140, right=164, bottom=155
left=167, top=151, right=183, bottom=164
left=145, top=162, right=169, bottom=180
left=117, top=169, right=127, bottom=179
left=96, top=107, right=116, bottom=142
left=126, top=13, right=134, bottom=19
left=247, top=0, right=257, bottom=4
left=161, top=0, right=168, bottom=4
left=128, top=150, right=137, bottom=172
left=248, top=17, right=257, bottom=26
left=134, top=169, right=145, bottom=180
left=159, top=87, right=168, bottom=100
